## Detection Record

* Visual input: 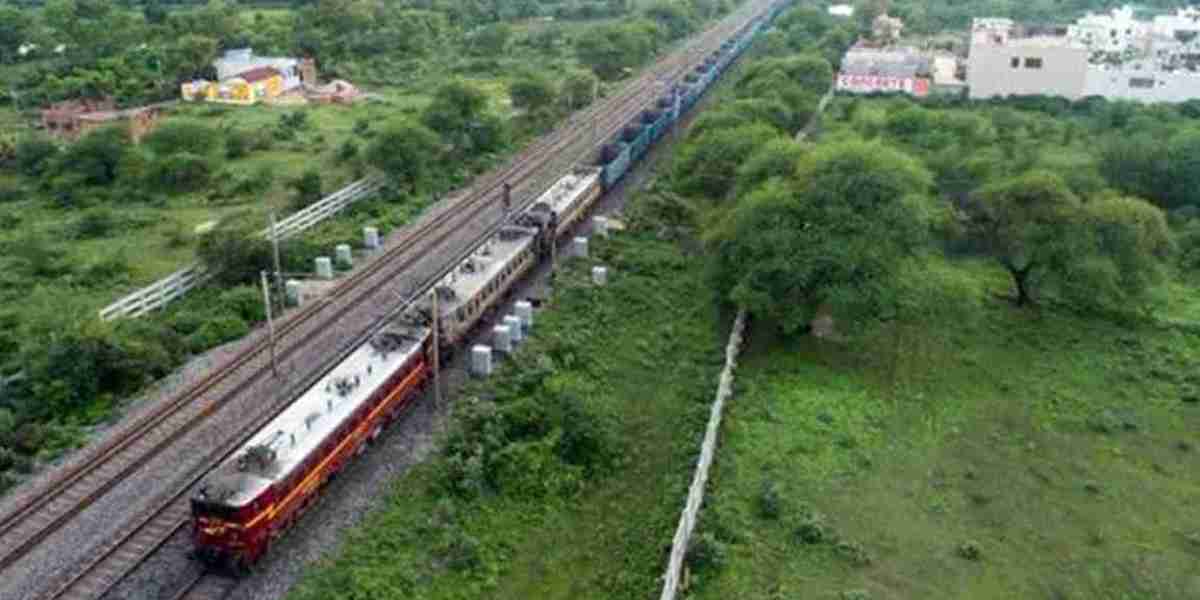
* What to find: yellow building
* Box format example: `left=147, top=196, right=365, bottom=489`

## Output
left=181, top=67, right=284, bottom=105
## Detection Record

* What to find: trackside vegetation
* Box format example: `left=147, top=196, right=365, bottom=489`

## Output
left=0, top=0, right=747, bottom=493
left=288, top=223, right=729, bottom=599
left=692, top=259, right=1200, bottom=599
left=623, top=3, right=1200, bottom=598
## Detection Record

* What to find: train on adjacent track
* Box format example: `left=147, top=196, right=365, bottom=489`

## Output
left=189, top=0, right=789, bottom=572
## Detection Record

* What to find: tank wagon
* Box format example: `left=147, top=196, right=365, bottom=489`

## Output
left=598, top=2, right=788, bottom=187
left=190, top=0, right=789, bottom=571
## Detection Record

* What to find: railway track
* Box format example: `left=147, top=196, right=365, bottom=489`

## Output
left=0, top=33, right=690, bottom=577
left=169, top=572, right=238, bottom=600
left=2, top=3, right=778, bottom=599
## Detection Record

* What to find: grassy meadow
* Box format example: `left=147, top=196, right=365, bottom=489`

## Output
left=692, top=258, right=1200, bottom=600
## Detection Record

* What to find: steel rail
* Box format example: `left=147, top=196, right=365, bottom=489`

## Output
left=0, top=16, right=715, bottom=573
left=13, top=5, right=776, bottom=599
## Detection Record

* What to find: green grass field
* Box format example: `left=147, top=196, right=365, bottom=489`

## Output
left=288, top=230, right=731, bottom=600
left=693, top=258, right=1200, bottom=600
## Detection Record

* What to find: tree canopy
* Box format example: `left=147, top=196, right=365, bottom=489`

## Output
left=367, top=118, right=443, bottom=193
left=968, top=171, right=1171, bottom=310
left=672, top=123, right=783, bottom=200
left=709, top=140, right=934, bottom=334
left=422, top=80, right=507, bottom=157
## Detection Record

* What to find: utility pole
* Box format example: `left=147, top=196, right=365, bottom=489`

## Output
left=260, top=270, right=279, bottom=377
left=591, top=76, right=599, bottom=145
left=430, top=287, right=441, bottom=408
left=269, top=211, right=284, bottom=301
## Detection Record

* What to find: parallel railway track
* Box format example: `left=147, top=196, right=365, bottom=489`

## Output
left=0, top=3, right=777, bottom=599
left=169, top=572, right=238, bottom=600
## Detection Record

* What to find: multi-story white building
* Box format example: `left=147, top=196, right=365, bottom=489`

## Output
left=967, top=7, right=1200, bottom=103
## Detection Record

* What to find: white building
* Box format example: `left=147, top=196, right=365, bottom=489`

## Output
left=213, top=49, right=303, bottom=91
left=827, top=4, right=854, bottom=18
left=967, top=8, right=1200, bottom=103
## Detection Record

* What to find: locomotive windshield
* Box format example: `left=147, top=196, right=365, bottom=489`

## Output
left=191, top=498, right=239, bottom=520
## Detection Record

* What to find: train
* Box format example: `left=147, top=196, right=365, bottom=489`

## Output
left=189, top=0, right=789, bottom=573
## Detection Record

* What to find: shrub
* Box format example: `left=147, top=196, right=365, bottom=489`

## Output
left=143, top=121, right=220, bottom=157
left=0, top=446, right=18, bottom=471
left=148, top=152, right=214, bottom=193
left=957, top=540, right=983, bottom=561
left=795, top=512, right=830, bottom=545
left=73, top=208, right=118, bottom=239
left=15, top=136, right=58, bottom=176
left=1179, top=220, right=1200, bottom=272
left=196, top=219, right=274, bottom=286
left=279, top=111, right=310, bottom=131
left=0, top=181, right=22, bottom=204
left=685, top=532, right=728, bottom=573
left=758, top=478, right=783, bottom=519
left=437, top=529, right=482, bottom=572
left=352, top=118, right=372, bottom=137
left=289, top=169, right=323, bottom=211
left=219, top=285, right=265, bottom=323
left=835, top=539, right=873, bottom=566
left=489, top=433, right=582, bottom=499
left=552, top=393, right=615, bottom=475
left=225, top=129, right=250, bottom=159
left=249, top=127, right=275, bottom=151
left=80, top=253, right=133, bottom=288
left=186, top=315, right=249, bottom=353
left=0, top=408, right=16, bottom=447
left=336, top=140, right=358, bottom=163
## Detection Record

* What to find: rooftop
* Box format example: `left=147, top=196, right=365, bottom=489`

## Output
left=198, top=318, right=428, bottom=507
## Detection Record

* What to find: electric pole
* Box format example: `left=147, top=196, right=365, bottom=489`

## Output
left=269, top=211, right=284, bottom=302
left=430, top=287, right=441, bottom=408
left=260, top=270, right=279, bottom=377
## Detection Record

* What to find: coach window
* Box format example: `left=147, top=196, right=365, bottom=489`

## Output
left=1010, top=57, right=1019, bottom=68
left=1024, top=57, right=1043, bottom=69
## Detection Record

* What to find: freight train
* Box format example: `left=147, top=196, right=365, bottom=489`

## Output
left=189, top=1, right=788, bottom=572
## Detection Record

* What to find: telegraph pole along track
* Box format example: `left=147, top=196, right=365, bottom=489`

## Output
left=0, top=3, right=777, bottom=599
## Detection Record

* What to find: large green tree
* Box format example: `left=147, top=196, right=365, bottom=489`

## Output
left=509, top=73, right=556, bottom=113
left=367, top=118, right=443, bottom=193
left=0, top=5, right=33, bottom=64
left=672, top=123, right=782, bottom=200
left=574, top=21, right=659, bottom=80
left=709, top=140, right=934, bottom=333
left=969, top=171, right=1171, bottom=309
left=970, top=171, right=1085, bottom=307
left=422, top=80, right=507, bottom=157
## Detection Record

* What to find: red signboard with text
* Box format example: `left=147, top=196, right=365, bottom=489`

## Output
left=836, top=73, right=930, bottom=97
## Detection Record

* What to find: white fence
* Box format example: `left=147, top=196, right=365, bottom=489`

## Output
left=796, top=85, right=836, bottom=142
left=659, top=310, right=747, bottom=600
left=98, top=176, right=386, bottom=320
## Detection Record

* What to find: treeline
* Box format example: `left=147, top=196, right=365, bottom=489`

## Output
left=650, top=6, right=1193, bottom=347
left=0, top=0, right=734, bottom=108
left=0, top=0, right=747, bottom=493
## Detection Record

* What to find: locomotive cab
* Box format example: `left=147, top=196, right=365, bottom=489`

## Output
left=191, top=464, right=275, bottom=572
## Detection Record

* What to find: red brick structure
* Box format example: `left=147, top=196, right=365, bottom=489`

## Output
left=41, top=98, right=165, bottom=143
